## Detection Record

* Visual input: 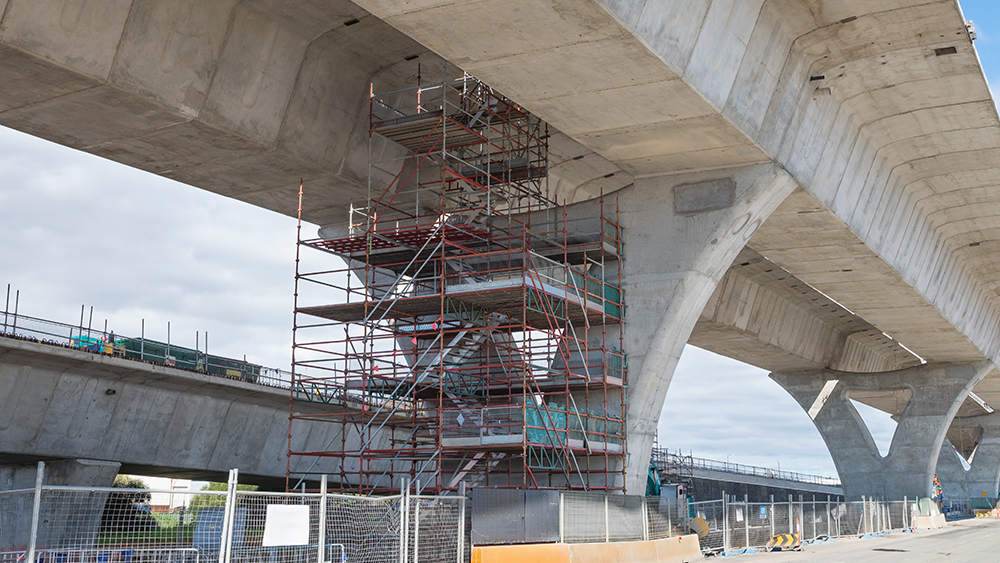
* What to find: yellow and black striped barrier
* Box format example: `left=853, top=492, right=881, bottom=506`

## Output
left=766, top=533, right=802, bottom=551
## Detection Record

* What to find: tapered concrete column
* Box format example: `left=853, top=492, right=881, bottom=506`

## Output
left=936, top=414, right=1000, bottom=499
left=771, top=362, right=992, bottom=500
left=619, top=163, right=797, bottom=493
left=0, top=459, right=120, bottom=551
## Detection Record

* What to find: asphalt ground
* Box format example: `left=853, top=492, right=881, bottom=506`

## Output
left=738, top=518, right=1000, bottom=563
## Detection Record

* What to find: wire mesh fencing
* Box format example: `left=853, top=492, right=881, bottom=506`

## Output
left=1, top=462, right=940, bottom=561
left=646, top=496, right=688, bottom=540
left=1, top=465, right=463, bottom=563
left=404, top=494, right=463, bottom=563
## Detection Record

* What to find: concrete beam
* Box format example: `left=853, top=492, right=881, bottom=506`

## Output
left=692, top=246, right=922, bottom=374
left=0, top=337, right=364, bottom=488
left=771, top=362, right=992, bottom=500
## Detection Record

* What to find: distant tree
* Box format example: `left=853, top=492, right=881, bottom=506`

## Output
left=100, top=475, right=158, bottom=532
left=188, top=482, right=258, bottom=515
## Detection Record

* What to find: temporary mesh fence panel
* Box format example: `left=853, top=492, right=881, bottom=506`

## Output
left=326, top=495, right=402, bottom=563
left=561, top=492, right=607, bottom=543
left=646, top=497, right=687, bottom=540
left=689, top=500, right=724, bottom=551
left=0, top=490, right=35, bottom=552
left=406, top=496, right=462, bottom=563
left=231, top=492, right=321, bottom=563
left=606, top=495, right=643, bottom=543
left=0, top=488, right=222, bottom=563
left=744, top=503, right=773, bottom=547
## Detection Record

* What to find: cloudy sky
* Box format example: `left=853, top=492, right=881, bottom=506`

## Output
left=2, top=1, right=997, bottom=480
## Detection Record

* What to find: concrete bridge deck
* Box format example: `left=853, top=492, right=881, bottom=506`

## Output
left=3, top=0, right=1000, bottom=497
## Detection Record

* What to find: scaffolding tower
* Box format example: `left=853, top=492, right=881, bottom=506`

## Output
left=287, top=68, right=627, bottom=494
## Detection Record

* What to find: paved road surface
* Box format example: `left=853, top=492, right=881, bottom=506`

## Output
left=742, top=519, right=1000, bottom=563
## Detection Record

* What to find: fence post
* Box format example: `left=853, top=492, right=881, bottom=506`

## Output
left=218, top=469, right=238, bottom=563
left=666, top=497, right=672, bottom=538
left=413, top=493, right=421, bottom=563
left=826, top=496, right=831, bottom=537
left=744, top=495, right=749, bottom=549
left=25, top=462, right=44, bottom=563
left=399, top=479, right=408, bottom=563
left=641, top=496, right=649, bottom=541
left=722, top=492, right=729, bottom=553
left=769, top=495, right=774, bottom=539
left=457, top=482, right=466, bottom=563
left=604, top=494, right=609, bottom=543
left=558, top=492, right=565, bottom=543
left=812, top=495, right=816, bottom=540
left=318, top=475, right=328, bottom=563
left=786, top=495, right=791, bottom=539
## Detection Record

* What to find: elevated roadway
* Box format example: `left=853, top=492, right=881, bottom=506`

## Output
left=2, top=0, right=1000, bottom=496
left=0, top=335, right=350, bottom=489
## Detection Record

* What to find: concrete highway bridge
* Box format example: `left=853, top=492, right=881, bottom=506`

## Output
left=2, top=0, right=1000, bottom=501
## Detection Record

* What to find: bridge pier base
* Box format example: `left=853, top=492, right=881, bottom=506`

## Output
left=0, top=459, right=120, bottom=552
left=936, top=414, right=1000, bottom=499
left=770, top=362, right=991, bottom=500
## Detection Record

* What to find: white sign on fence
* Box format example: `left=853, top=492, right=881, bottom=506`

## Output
left=262, top=504, right=310, bottom=546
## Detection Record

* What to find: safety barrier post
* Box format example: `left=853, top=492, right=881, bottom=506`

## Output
left=457, top=482, right=466, bottom=563
left=26, top=462, right=44, bottom=563
left=318, top=475, right=328, bottom=563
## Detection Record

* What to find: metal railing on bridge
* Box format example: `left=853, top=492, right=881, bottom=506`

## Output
left=0, top=302, right=292, bottom=390
left=652, top=449, right=842, bottom=487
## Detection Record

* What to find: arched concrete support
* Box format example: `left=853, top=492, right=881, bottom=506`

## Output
left=936, top=414, right=1000, bottom=499
left=771, top=362, right=992, bottom=500
left=0, top=459, right=120, bottom=551
left=620, top=163, right=798, bottom=493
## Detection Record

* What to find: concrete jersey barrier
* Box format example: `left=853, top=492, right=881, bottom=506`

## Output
left=471, top=535, right=701, bottom=563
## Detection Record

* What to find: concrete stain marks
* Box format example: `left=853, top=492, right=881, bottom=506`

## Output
left=199, top=8, right=308, bottom=144
left=674, top=178, right=736, bottom=216
left=109, top=0, right=240, bottom=115
left=57, top=0, right=85, bottom=32
left=378, top=0, right=626, bottom=66
left=627, top=0, right=711, bottom=72
left=0, top=84, right=188, bottom=150
left=683, top=0, right=766, bottom=110
left=0, top=364, right=36, bottom=432
left=0, top=44, right=99, bottom=113
left=1, top=0, right=133, bottom=80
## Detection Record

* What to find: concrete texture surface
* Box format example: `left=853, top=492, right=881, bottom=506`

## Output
left=935, top=412, right=1000, bottom=498
left=3, top=0, right=1000, bottom=496
left=0, top=337, right=361, bottom=488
